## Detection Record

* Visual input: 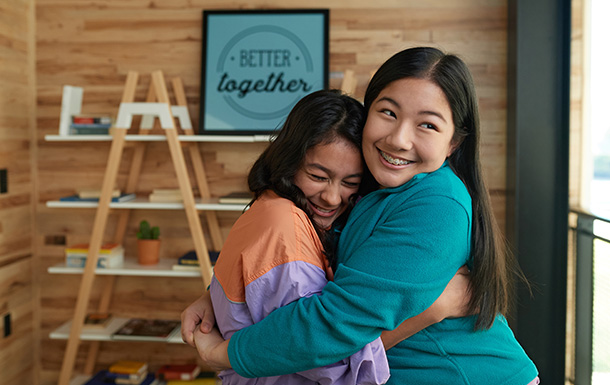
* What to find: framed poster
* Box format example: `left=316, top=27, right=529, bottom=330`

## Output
left=199, top=9, right=329, bottom=135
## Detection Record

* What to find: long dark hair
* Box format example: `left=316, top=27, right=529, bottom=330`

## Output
left=365, top=47, right=526, bottom=330
left=248, top=89, right=366, bottom=269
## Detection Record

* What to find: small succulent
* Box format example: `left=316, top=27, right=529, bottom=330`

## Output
left=137, top=220, right=160, bottom=240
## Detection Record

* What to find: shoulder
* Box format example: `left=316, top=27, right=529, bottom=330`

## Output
left=421, top=164, right=468, bottom=193
left=215, top=191, right=325, bottom=284
left=399, top=164, right=471, bottom=209
left=244, top=192, right=317, bottom=240
left=370, top=165, right=471, bottom=229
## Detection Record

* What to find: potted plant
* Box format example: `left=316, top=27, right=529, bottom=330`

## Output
left=137, top=220, right=160, bottom=265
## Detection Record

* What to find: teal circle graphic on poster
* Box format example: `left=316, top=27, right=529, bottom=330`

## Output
left=201, top=11, right=328, bottom=134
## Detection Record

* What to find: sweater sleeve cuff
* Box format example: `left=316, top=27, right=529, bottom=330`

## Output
left=228, top=329, right=254, bottom=378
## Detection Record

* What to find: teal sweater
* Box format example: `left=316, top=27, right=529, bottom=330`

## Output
left=228, top=164, right=538, bottom=384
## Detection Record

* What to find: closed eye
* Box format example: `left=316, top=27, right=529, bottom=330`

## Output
left=310, top=173, right=327, bottom=182
left=342, top=181, right=360, bottom=188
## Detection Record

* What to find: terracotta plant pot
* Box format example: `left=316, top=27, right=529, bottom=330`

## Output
left=137, top=239, right=160, bottom=265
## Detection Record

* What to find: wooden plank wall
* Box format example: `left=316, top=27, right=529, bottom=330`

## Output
left=570, top=0, right=584, bottom=209
left=34, top=0, right=508, bottom=383
left=0, top=0, right=38, bottom=384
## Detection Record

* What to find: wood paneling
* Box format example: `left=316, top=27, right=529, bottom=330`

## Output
left=0, top=0, right=37, bottom=384
left=0, top=258, right=36, bottom=385
left=569, top=0, right=585, bottom=209
left=0, top=0, right=35, bottom=262
left=34, top=0, right=509, bottom=382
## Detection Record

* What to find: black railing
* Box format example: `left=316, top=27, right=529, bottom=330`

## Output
left=568, top=209, right=610, bottom=385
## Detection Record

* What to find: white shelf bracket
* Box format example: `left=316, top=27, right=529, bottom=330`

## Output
left=138, top=105, right=192, bottom=130
left=115, top=102, right=175, bottom=129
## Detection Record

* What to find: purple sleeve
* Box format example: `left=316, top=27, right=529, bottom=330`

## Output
left=244, top=261, right=390, bottom=385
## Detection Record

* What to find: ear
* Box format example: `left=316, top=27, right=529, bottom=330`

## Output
left=447, top=137, right=462, bottom=158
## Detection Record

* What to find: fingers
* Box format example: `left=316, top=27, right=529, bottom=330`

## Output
left=180, top=309, right=201, bottom=347
left=199, top=319, right=212, bottom=334
left=181, top=291, right=216, bottom=346
left=199, top=297, right=215, bottom=333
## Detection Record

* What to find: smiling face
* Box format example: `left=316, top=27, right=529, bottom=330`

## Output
left=362, top=77, right=458, bottom=188
left=293, top=138, right=363, bottom=229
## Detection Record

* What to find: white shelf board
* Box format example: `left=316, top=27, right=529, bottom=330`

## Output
left=45, top=134, right=272, bottom=143
left=47, top=257, right=202, bottom=277
left=50, top=317, right=184, bottom=344
left=50, top=317, right=130, bottom=341
left=46, top=197, right=248, bottom=211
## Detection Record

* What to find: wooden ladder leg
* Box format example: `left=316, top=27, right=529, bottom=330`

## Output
left=190, top=148, right=224, bottom=251
left=80, top=79, right=154, bottom=373
left=57, top=129, right=128, bottom=385
left=340, top=69, right=357, bottom=95
left=152, top=71, right=213, bottom=286
left=83, top=275, right=116, bottom=375
left=57, top=71, right=138, bottom=385
left=171, top=77, right=224, bottom=251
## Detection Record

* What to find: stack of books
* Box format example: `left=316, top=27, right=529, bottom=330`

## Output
left=218, top=191, right=253, bottom=205
left=148, top=188, right=183, bottom=203
left=59, top=189, right=136, bottom=203
left=78, top=189, right=121, bottom=199
left=85, top=361, right=154, bottom=384
left=69, top=115, right=112, bottom=135
left=157, top=364, right=201, bottom=382
left=65, top=242, right=124, bottom=268
left=107, top=361, right=151, bottom=385
left=171, top=250, right=219, bottom=271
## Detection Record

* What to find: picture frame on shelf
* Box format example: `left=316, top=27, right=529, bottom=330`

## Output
left=199, top=9, right=329, bottom=135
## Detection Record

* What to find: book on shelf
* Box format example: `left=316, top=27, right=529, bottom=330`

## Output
left=171, top=250, right=219, bottom=271
left=65, top=253, right=123, bottom=268
left=157, top=364, right=201, bottom=381
left=82, top=312, right=113, bottom=330
left=65, top=242, right=124, bottom=268
left=78, top=189, right=121, bottom=199
left=66, top=242, right=123, bottom=255
left=109, top=360, right=148, bottom=376
left=59, top=192, right=136, bottom=203
left=69, top=124, right=111, bottom=135
left=85, top=369, right=155, bottom=385
left=112, top=318, right=180, bottom=342
left=72, top=115, right=112, bottom=125
left=218, top=191, right=253, bottom=204
left=149, top=188, right=183, bottom=203
left=105, top=371, right=148, bottom=385
left=69, top=115, right=112, bottom=135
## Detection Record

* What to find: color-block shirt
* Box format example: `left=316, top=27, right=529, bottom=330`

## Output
left=210, top=190, right=390, bottom=385
left=227, top=164, right=538, bottom=384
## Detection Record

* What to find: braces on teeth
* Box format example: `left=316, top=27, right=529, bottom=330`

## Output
left=381, top=151, right=410, bottom=165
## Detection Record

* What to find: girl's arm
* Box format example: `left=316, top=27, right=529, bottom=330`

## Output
left=193, top=264, right=472, bottom=370
left=380, top=265, right=471, bottom=350
left=227, top=195, right=470, bottom=378
left=193, top=327, right=230, bottom=371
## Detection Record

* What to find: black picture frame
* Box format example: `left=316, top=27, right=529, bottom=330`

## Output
left=199, top=9, right=329, bottom=135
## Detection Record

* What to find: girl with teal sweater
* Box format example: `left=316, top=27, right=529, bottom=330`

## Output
left=188, top=47, right=539, bottom=384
